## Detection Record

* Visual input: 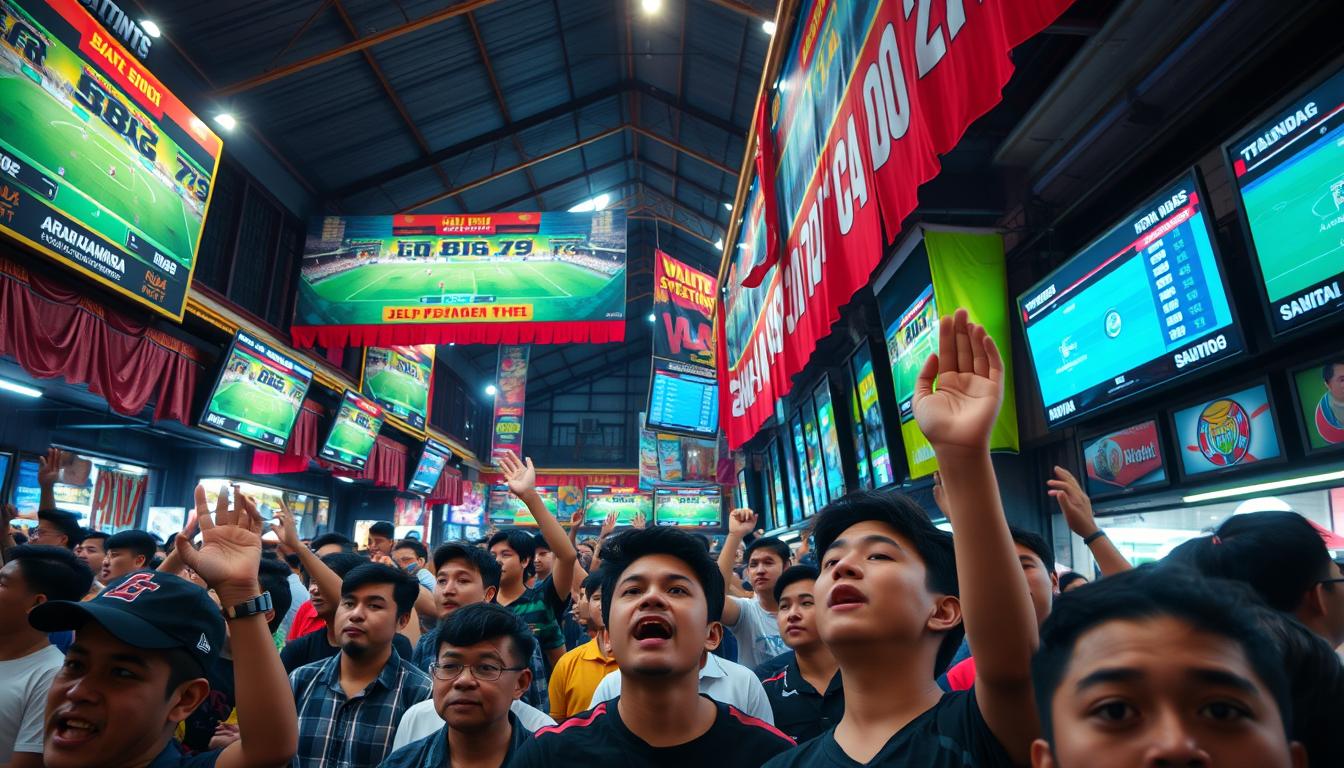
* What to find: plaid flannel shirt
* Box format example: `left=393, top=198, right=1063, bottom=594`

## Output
left=289, top=648, right=432, bottom=768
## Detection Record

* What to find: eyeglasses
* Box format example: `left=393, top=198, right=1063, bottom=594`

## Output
left=1319, top=578, right=1344, bottom=586
left=429, top=662, right=525, bottom=682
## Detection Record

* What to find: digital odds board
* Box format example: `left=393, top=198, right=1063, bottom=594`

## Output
left=647, top=367, right=719, bottom=437
left=1018, top=172, right=1243, bottom=428
left=318, top=391, right=385, bottom=469
left=199, top=331, right=313, bottom=451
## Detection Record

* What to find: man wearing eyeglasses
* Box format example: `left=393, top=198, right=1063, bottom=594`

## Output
left=384, top=603, right=535, bottom=768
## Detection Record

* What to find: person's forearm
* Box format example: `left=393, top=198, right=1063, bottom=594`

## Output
left=521, top=491, right=578, bottom=595
left=716, top=531, right=743, bottom=594
left=217, top=583, right=298, bottom=766
left=295, top=543, right=342, bottom=610
left=1087, top=534, right=1133, bottom=577
left=39, top=482, right=55, bottom=512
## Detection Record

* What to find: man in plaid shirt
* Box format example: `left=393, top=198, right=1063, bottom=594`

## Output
left=290, top=563, right=431, bottom=768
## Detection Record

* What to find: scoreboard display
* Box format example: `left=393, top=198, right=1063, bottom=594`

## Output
left=647, top=364, right=719, bottom=437
left=319, top=391, right=385, bottom=470
left=361, top=344, right=433, bottom=431
left=1018, top=172, right=1243, bottom=428
left=1226, top=63, right=1344, bottom=336
left=583, top=486, right=652, bottom=526
left=0, top=0, right=221, bottom=319
left=199, top=331, right=312, bottom=451
left=653, top=487, right=722, bottom=528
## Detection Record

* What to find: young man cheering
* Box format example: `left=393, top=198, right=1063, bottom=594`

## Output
left=759, top=565, right=843, bottom=743
left=511, top=527, right=796, bottom=766
left=384, top=603, right=536, bottom=768
left=765, top=310, right=1040, bottom=767
left=718, top=519, right=791, bottom=669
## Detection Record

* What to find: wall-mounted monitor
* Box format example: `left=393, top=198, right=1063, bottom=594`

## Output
left=653, top=487, right=722, bottom=528
left=800, top=398, right=827, bottom=510
left=1079, top=419, right=1169, bottom=500
left=789, top=413, right=815, bottom=519
left=486, top=485, right=558, bottom=526
left=1170, top=382, right=1284, bottom=479
left=1225, top=63, right=1344, bottom=336
left=407, top=438, right=453, bottom=495
left=1289, top=358, right=1344, bottom=453
left=318, top=391, right=385, bottom=469
left=199, top=331, right=313, bottom=451
left=849, top=344, right=894, bottom=487
left=1018, top=171, right=1243, bottom=428
left=450, top=482, right=485, bottom=526
left=813, top=377, right=846, bottom=502
left=647, top=365, right=719, bottom=437
left=584, top=486, right=652, bottom=526
left=361, top=345, right=434, bottom=431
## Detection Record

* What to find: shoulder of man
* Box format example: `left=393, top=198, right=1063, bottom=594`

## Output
left=719, top=703, right=796, bottom=751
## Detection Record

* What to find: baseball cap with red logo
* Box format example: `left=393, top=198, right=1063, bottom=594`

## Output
left=29, top=569, right=225, bottom=673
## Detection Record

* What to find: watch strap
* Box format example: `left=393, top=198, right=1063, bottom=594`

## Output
left=226, top=591, right=273, bottom=620
left=1082, top=529, right=1107, bottom=546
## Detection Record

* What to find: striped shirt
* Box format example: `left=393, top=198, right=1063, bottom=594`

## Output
left=289, top=648, right=432, bottom=768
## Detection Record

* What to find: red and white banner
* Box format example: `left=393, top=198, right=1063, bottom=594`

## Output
left=490, top=345, right=529, bottom=460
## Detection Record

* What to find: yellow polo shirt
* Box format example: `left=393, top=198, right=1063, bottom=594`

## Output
left=547, top=637, right=620, bottom=721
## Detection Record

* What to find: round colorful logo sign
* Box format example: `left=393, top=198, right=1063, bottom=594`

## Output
left=1196, top=399, right=1252, bottom=467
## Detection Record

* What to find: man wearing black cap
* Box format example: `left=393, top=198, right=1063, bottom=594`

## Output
left=29, top=490, right=298, bottom=768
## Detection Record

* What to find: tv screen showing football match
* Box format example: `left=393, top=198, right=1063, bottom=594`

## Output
left=1171, top=383, right=1282, bottom=478
left=407, top=437, right=452, bottom=494
left=362, top=345, right=433, bottom=431
left=1226, top=63, right=1344, bottom=336
left=199, top=331, right=313, bottom=451
left=584, top=486, right=652, bottom=526
left=1018, top=172, right=1243, bottom=428
left=318, top=391, right=385, bottom=469
left=653, top=487, right=721, bottom=528
left=486, top=485, right=558, bottom=526
left=1080, top=420, right=1168, bottom=499
left=0, top=0, right=221, bottom=320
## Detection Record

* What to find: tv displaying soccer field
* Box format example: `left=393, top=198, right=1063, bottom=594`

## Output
left=486, top=485, right=558, bottom=526
left=850, top=344, right=894, bottom=487
left=883, top=285, right=940, bottom=477
left=653, top=487, right=721, bottom=528
left=1226, top=63, right=1344, bottom=336
left=584, top=486, right=652, bottom=526
left=293, top=211, right=627, bottom=345
left=801, top=398, right=828, bottom=508
left=1079, top=420, right=1168, bottom=499
left=1018, top=172, right=1243, bottom=428
left=407, top=437, right=452, bottom=494
left=0, top=0, right=221, bottom=320
left=362, top=345, right=433, bottom=431
left=318, top=391, right=385, bottom=469
left=199, top=331, right=313, bottom=451
left=1171, top=383, right=1283, bottom=478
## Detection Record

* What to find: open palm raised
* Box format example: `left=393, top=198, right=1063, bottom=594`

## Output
left=911, top=309, right=1004, bottom=456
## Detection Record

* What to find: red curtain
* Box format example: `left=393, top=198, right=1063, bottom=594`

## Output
left=0, top=255, right=202, bottom=423
left=91, top=470, right=147, bottom=530
left=427, top=466, right=463, bottom=506
left=329, top=435, right=407, bottom=489
left=250, top=400, right=324, bottom=474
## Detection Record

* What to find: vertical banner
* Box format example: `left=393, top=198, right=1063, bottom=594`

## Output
left=491, top=345, right=529, bottom=460
left=648, top=250, right=720, bottom=437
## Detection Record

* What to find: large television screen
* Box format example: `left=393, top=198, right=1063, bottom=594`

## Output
left=449, top=482, right=485, bottom=526
left=653, top=487, right=721, bottom=528
left=361, top=345, right=433, bottom=431
left=813, top=378, right=846, bottom=501
left=647, top=365, right=719, bottom=437
left=1019, top=172, right=1243, bottom=428
left=850, top=344, right=894, bottom=487
left=585, top=485, right=652, bottom=526
left=1080, top=420, right=1169, bottom=499
left=487, top=485, right=558, bottom=526
left=1171, top=383, right=1283, bottom=478
left=884, top=284, right=940, bottom=476
left=0, top=0, right=222, bottom=320
left=1226, top=63, right=1344, bottom=336
left=766, top=442, right=787, bottom=530
left=199, top=331, right=313, bottom=451
left=407, top=437, right=452, bottom=495
left=318, top=391, right=385, bottom=469
left=1290, top=359, right=1344, bottom=452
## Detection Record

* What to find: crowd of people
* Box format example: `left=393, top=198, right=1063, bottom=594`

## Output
left=1, top=311, right=1342, bottom=767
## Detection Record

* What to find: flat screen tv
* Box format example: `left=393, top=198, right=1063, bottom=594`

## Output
left=486, top=485, right=558, bottom=526
left=1289, top=358, right=1344, bottom=453
left=647, top=365, right=719, bottom=437
left=361, top=345, right=434, bottom=431
left=407, top=437, right=453, bottom=495
left=653, top=487, right=722, bottom=528
left=200, top=331, right=313, bottom=451
left=1170, top=382, right=1284, bottom=479
left=813, top=378, right=846, bottom=501
left=850, top=344, right=894, bottom=487
left=1018, top=171, right=1243, bottom=428
left=318, top=391, right=385, bottom=469
left=584, top=486, right=652, bottom=526
left=1079, top=419, right=1169, bottom=499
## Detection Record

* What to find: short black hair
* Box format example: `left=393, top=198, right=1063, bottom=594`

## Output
left=773, top=564, right=820, bottom=603
left=1322, top=363, right=1343, bottom=383
left=257, top=558, right=294, bottom=634
left=813, top=490, right=963, bottom=676
left=599, top=527, right=725, bottom=625
left=1032, top=565, right=1293, bottom=745
left=1165, top=511, right=1332, bottom=614
left=1058, top=572, right=1088, bottom=591
left=394, top=538, right=428, bottom=560
left=432, top=543, right=502, bottom=591
left=1254, top=608, right=1344, bottom=765
left=37, top=509, right=83, bottom=548
left=580, top=570, right=605, bottom=596
left=744, top=536, right=791, bottom=566
left=104, top=530, right=159, bottom=562
left=533, top=533, right=551, bottom=553
left=319, top=552, right=370, bottom=580
left=80, top=530, right=109, bottom=546
left=488, top=529, right=537, bottom=579
left=1009, top=526, right=1055, bottom=572
left=164, top=646, right=206, bottom=699
left=341, top=563, right=419, bottom=617
left=435, top=602, right=536, bottom=667
left=9, top=545, right=93, bottom=602
left=310, top=532, right=354, bottom=553
left=284, top=553, right=301, bottom=569
left=368, top=521, right=395, bottom=539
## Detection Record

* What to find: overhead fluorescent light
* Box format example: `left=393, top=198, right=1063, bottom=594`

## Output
left=485, top=384, right=498, bottom=396
left=1182, top=470, right=1344, bottom=504
left=140, top=20, right=161, bottom=37
left=762, top=20, right=777, bottom=35
left=214, top=113, right=237, bottom=131
left=336, top=476, right=355, bottom=484
left=569, top=193, right=610, bottom=213
left=217, top=437, right=243, bottom=449
left=0, top=378, right=42, bottom=398
left=724, top=202, right=733, bottom=211
left=641, top=0, right=662, bottom=14
left=714, top=238, right=724, bottom=251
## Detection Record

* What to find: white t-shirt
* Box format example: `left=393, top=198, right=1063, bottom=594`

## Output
left=588, top=654, right=774, bottom=724
left=726, top=595, right=787, bottom=670
left=0, top=644, right=63, bottom=761
left=392, top=697, right=556, bottom=750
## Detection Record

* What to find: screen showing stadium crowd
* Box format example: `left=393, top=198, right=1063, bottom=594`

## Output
left=2, top=316, right=1340, bottom=768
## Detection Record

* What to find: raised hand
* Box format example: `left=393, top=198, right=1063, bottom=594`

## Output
left=912, top=309, right=1003, bottom=456
left=728, top=508, right=756, bottom=538
left=569, top=508, right=586, bottom=529
left=174, top=486, right=262, bottom=600
left=1047, top=465, right=1099, bottom=537
left=270, top=499, right=303, bottom=552
left=630, top=511, right=647, bottom=530
left=497, top=452, right=537, bottom=498
left=37, top=447, right=62, bottom=486
left=600, top=511, right=617, bottom=538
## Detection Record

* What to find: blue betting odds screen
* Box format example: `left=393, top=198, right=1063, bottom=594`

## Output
left=1018, top=172, right=1243, bottom=428
left=647, top=367, right=719, bottom=437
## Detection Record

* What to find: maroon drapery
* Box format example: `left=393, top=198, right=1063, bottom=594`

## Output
left=329, top=435, right=407, bottom=489
left=427, top=466, right=463, bottom=506
left=0, top=255, right=202, bottom=422
left=250, top=400, right=324, bottom=474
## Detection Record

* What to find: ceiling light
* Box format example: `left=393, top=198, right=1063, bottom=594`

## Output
left=336, top=476, right=355, bottom=484
left=448, top=342, right=456, bottom=346
left=714, top=238, right=724, bottom=251
left=647, top=313, right=656, bottom=322
left=641, top=0, right=662, bottom=14
left=214, top=113, right=237, bottom=131
left=217, top=437, right=243, bottom=449
left=569, top=193, right=610, bottom=213
left=762, top=20, right=777, bottom=35
left=1181, top=470, right=1344, bottom=504
left=724, top=202, right=733, bottom=211
left=140, top=19, right=161, bottom=37
left=485, top=384, right=498, bottom=396
left=0, top=378, right=42, bottom=398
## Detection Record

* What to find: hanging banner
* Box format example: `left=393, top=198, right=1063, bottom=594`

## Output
left=648, top=249, right=720, bottom=438
left=719, top=0, right=1073, bottom=448
left=292, top=210, right=627, bottom=349
left=490, top=345, right=529, bottom=461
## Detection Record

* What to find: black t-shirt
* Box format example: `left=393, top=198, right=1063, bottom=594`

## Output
left=760, top=658, right=845, bottom=744
left=280, top=627, right=414, bottom=673
left=179, top=658, right=236, bottom=753
left=762, top=690, right=1013, bottom=768
left=508, top=695, right=795, bottom=767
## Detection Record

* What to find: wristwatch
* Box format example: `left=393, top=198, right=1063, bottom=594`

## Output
left=225, top=591, right=273, bottom=620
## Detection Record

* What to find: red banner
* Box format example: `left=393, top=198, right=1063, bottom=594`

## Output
left=653, top=250, right=717, bottom=375
left=719, top=0, right=1073, bottom=448
left=491, top=345, right=529, bottom=460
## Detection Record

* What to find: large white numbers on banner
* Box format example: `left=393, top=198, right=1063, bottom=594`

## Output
left=862, top=23, right=911, bottom=172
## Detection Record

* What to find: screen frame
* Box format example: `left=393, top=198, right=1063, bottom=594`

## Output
left=645, top=365, right=720, bottom=438
left=318, top=390, right=386, bottom=470
left=406, top=437, right=453, bottom=495
left=359, top=345, right=434, bottom=435
left=1165, top=376, right=1287, bottom=482
left=1075, top=416, right=1172, bottom=502
left=1016, top=167, right=1247, bottom=430
left=197, top=330, right=314, bottom=452
left=1285, top=354, right=1344, bottom=456
left=581, top=485, right=653, bottom=527
left=1220, top=55, right=1344, bottom=339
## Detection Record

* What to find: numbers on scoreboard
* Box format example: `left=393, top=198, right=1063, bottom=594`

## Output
left=436, top=240, right=534, bottom=257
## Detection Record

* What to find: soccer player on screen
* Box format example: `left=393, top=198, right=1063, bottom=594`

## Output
left=1315, top=362, right=1344, bottom=443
